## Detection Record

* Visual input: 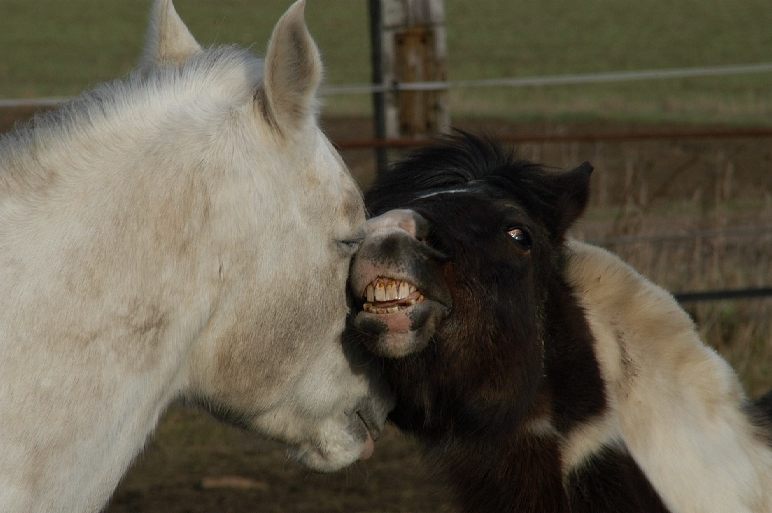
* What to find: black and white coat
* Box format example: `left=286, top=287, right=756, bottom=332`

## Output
left=563, top=239, right=771, bottom=513
left=348, top=133, right=772, bottom=513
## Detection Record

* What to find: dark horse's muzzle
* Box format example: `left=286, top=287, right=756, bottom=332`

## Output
left=349, top=209, right=451, bottom=358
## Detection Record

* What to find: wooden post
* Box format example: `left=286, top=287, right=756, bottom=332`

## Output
left=373, top=0, right=449, bottom=142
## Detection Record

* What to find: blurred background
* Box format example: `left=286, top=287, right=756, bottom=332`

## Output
left=1, top=0, right=770, bottom=511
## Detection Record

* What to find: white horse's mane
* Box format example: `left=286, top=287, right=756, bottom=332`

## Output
left=0, top=46, right=262, bottom=197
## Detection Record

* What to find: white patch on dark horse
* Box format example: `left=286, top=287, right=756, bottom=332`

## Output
left=0, top=2, right=392, bottom=513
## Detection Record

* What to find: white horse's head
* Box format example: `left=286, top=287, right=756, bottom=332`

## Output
left=0, top=2, right=390, bottom=510
left=136, top=0, right=392, bottom=470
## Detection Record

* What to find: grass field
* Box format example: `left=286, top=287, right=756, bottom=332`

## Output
left=1, top=0, right=771, bottom=123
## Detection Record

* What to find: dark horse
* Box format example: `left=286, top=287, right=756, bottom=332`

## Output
left=348, top=133, right=772, bottom=513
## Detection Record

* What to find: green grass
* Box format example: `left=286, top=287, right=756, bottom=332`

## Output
left=0, top=0, right=370, bottom=97
left=0, top=0, right=771, bottom=124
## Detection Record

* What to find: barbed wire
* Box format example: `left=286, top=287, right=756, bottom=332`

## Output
left=2, top=62, right=772, bottom=108
left=674, top=287, right=772, bottom=303
left=322, top=62, right=772, bottom=95
left=334, top=127, right=772, bottom=150
left=586, top=225, right=772, bottom=246
left=0, top=97, right=67, bottom=108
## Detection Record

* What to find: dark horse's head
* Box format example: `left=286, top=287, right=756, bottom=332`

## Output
left=348, top=132, right=593, bottom=438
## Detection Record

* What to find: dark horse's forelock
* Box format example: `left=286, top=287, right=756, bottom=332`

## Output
left=365, top=131, right=531, bottom=212
left=365, top=132, right=588, bottom=242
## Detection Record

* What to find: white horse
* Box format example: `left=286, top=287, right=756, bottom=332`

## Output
left=0, top=1, right=392, bottom=512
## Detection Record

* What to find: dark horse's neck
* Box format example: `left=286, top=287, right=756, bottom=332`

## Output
left=436, top=276, right=605, bottom=513
left=435, top=425, right=668, bottom=513
left=394, top=275, right=668, bottom=513
left=437, top=429, right=571, bottom=513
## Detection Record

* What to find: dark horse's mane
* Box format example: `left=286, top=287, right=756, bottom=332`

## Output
left=366, top=131, right=591, bottom=240
left=367, top=131, right=531, bottom=210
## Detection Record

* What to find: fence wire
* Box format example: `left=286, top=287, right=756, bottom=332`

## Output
left=3, top=62, right=772, bottom=108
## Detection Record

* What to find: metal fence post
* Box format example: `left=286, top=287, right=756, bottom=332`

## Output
left=368, top=0, right=389, bottom=173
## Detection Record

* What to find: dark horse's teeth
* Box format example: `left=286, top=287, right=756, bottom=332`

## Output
left=362, top=294, right=425, bottom=314
left=363, top=277, right=419, bottom=303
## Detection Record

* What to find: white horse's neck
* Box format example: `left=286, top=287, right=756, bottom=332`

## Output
left=0, top=324, right=192, bottom=512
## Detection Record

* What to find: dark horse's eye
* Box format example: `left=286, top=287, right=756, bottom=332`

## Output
left=507, top=227, right=532, bottom=250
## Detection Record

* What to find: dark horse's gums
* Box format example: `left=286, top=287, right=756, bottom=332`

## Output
left=347, top=133, right=772, bottom=513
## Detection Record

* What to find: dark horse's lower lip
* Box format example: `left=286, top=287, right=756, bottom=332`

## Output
left=356, top=301, right=423, bottom=333
left=355, top=298, right=447, bottom=333
left=353, top=299, right=449, bottom=358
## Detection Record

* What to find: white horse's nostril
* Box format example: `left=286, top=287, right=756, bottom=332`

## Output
left=354, top=403, right=384, bottom=441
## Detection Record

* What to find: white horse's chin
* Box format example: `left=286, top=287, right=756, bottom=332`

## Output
left=292, top=423, right=374, bottom=472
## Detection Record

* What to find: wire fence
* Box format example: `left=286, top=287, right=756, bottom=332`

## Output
left=334, top=126, right=772, bottom=150
left=322, top=62, right=772, bottom=95
left=587, top=225, right=772, bottom=247
left=593, top=228, right=772, bottom=303
left=3, top=61, right=772, bottom=108
left=674, top=287, right=772, bottom=303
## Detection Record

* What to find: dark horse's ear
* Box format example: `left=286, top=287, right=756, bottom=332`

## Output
left=546, top=161, right=593, bottom=238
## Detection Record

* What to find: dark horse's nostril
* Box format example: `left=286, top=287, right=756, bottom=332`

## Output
left=418, top=243, right=450, bottom=262
left=373, top=231, right=448, bottom=263
left=408, top=211, right=431, bottom=242
left=380, top=209, right=431, bottom=240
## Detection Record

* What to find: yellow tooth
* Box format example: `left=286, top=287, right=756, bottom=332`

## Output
left=366, top=285, right=375, bottom=303
left=375, top=283, right=386, bottom=301
left=408, top=284, right=416, bottom=294
left=398, top=282, right=410, bottom=299
left=387, top=306, right=399, bottom=313
left=386, top=282, right=398, bottom=300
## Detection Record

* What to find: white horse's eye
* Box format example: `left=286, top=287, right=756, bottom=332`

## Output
left=337, top=237, right=363, bottom=255
left=507, top=227, right=532, bottom=250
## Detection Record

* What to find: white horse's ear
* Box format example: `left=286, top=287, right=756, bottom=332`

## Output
left=140, top=0, right=202, bottom=68
left=260, top=0, right=322, bottom=134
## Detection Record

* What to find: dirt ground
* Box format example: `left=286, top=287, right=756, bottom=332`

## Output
left=2, top=108, right=770, bottom=513
left=106, top=406, right=456, bottom=513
